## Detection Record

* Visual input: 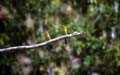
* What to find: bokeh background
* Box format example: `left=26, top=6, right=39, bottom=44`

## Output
left=0, top=0, right=120, bottom=75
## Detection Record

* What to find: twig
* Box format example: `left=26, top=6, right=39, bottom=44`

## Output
left=0, top=32, right=83, bottom=52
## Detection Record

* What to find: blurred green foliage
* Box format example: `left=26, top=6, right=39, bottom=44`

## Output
left=0, top=0, right=120, bottom=75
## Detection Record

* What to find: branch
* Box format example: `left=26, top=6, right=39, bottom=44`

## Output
left=0, top=32, right=83, bottom=52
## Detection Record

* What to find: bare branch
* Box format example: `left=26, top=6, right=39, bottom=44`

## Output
left=0, top=32, right=83, bottom=52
